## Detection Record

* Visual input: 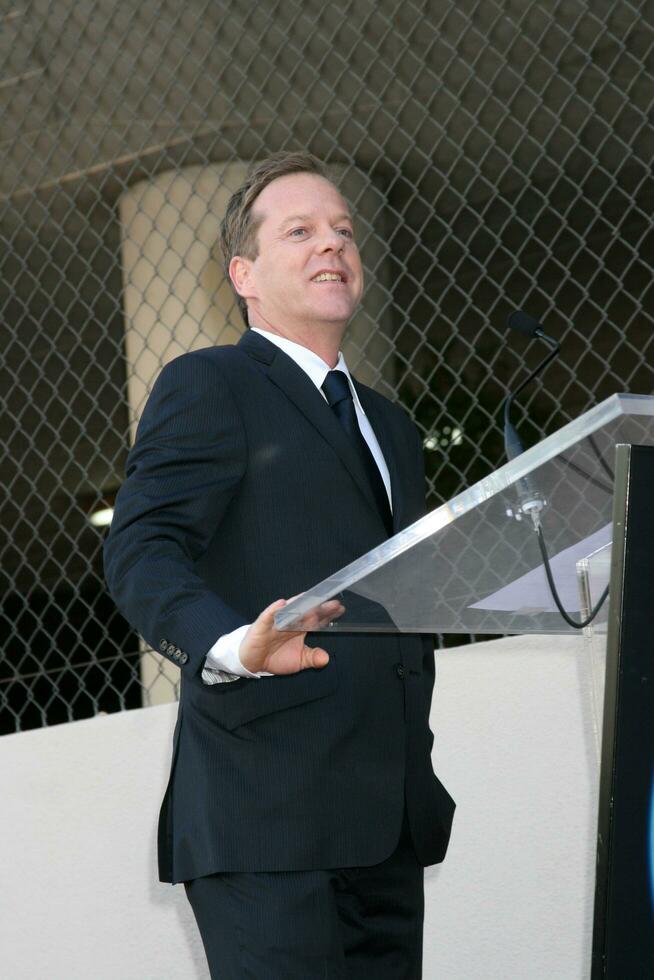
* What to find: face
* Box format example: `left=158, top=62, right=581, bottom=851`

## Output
left=230, top=173, right=364, bottom=345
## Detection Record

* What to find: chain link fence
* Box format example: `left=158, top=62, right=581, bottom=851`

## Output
left=1, top=0, right=652, bottom=733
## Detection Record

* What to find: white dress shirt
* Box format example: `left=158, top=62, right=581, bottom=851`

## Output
left=201, top=326, right=392, bottom=684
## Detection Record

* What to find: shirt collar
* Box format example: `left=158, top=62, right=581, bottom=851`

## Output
left=251, top=327, right=365, bottom=413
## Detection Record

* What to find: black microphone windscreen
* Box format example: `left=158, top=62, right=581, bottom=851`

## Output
left=507, top=310, right=543, bottom=337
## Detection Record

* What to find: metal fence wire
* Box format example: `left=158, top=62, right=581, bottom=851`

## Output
left=1, top=0, right=652, bottom=733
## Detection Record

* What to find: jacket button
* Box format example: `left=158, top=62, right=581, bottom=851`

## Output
left=179, top=653, right=188, bottom=665
left=159, top=639, right=167, bottom=652
left=395, top=663, right=406, bottom=679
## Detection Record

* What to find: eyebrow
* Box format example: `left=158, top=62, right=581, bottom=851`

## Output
left=277, top=212, right=353, bottom=230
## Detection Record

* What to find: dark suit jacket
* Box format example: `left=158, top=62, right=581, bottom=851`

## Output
left=104, top=330, right=454, bottom=884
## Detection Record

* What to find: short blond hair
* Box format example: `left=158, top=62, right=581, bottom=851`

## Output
left=219, top=152, right=331, bottom=325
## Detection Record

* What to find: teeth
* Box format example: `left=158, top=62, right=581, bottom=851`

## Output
left=312, top=272, right=343, bottom=282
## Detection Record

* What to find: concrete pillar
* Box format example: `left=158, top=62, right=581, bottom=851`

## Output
left=119, top=163, right=249, bottom=440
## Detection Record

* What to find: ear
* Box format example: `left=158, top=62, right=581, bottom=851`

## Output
left=229, top=255, right=256, bottom=300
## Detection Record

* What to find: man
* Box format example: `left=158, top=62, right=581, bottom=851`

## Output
left=104, top=151, right=454, bottom=979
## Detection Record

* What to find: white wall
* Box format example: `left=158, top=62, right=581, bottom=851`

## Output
left=1, top=634, right=600, bottom=979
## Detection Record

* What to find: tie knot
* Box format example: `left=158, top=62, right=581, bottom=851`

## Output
left=322, top=370, right=352, bottom=408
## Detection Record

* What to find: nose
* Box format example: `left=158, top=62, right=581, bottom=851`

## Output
left=317, top=225, right=345, bottom=252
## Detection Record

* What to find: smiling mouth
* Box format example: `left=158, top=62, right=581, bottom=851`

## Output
left=311, top=272, right=347, bottom=283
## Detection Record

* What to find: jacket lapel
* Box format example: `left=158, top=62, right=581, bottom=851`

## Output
left=237, top=331, right=384, bottom=523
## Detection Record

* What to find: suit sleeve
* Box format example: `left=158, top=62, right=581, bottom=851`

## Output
left=103, top=351, right=248, bottom=677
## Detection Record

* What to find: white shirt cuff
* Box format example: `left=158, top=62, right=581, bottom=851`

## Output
left=202, top=624, right=273, bottom=684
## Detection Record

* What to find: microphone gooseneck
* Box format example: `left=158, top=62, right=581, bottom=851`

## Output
left=503, top=313, right=560, bottom=465
left=502, top=311, right=559, bottom=528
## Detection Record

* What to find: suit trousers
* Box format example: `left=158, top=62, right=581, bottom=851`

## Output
left=184, top=811, right=424, bottom=980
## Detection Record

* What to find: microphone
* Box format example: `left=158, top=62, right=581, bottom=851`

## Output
left=507, top=310, right=556, bottom=343
left=502, top=311, right=559, bottom=527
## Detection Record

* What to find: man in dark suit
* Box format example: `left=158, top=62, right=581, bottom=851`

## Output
left=104, top=151, right=454, bottom=979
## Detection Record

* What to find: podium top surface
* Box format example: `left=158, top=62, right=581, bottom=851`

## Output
left=275, top=393, right=654, bottom=635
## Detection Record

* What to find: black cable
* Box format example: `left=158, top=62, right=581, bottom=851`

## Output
left=537, top=525, right=609, bottom=629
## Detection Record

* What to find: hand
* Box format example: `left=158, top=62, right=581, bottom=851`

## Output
left=239, top=597, right=345, bottom=675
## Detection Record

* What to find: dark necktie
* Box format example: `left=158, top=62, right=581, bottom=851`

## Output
left=321, top=370, right=393, bottom=535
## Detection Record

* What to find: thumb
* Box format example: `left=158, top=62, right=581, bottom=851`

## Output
left=302, top=645, right=329, bottom=669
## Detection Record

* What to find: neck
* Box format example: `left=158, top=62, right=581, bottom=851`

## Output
left=249, top=317, right=345, bottom=369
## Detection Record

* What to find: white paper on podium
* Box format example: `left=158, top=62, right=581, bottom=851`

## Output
left=469, top=523, right=612, bottom=614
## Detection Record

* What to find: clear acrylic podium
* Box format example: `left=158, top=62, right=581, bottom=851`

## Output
left=276, top=393, right=653, bottom=637
left=275, top=393, right=654, bottom=979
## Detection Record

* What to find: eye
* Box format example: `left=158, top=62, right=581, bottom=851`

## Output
left=289, top=227, right=308, bottom=237
left=337, top=227, right=354, bottom=239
